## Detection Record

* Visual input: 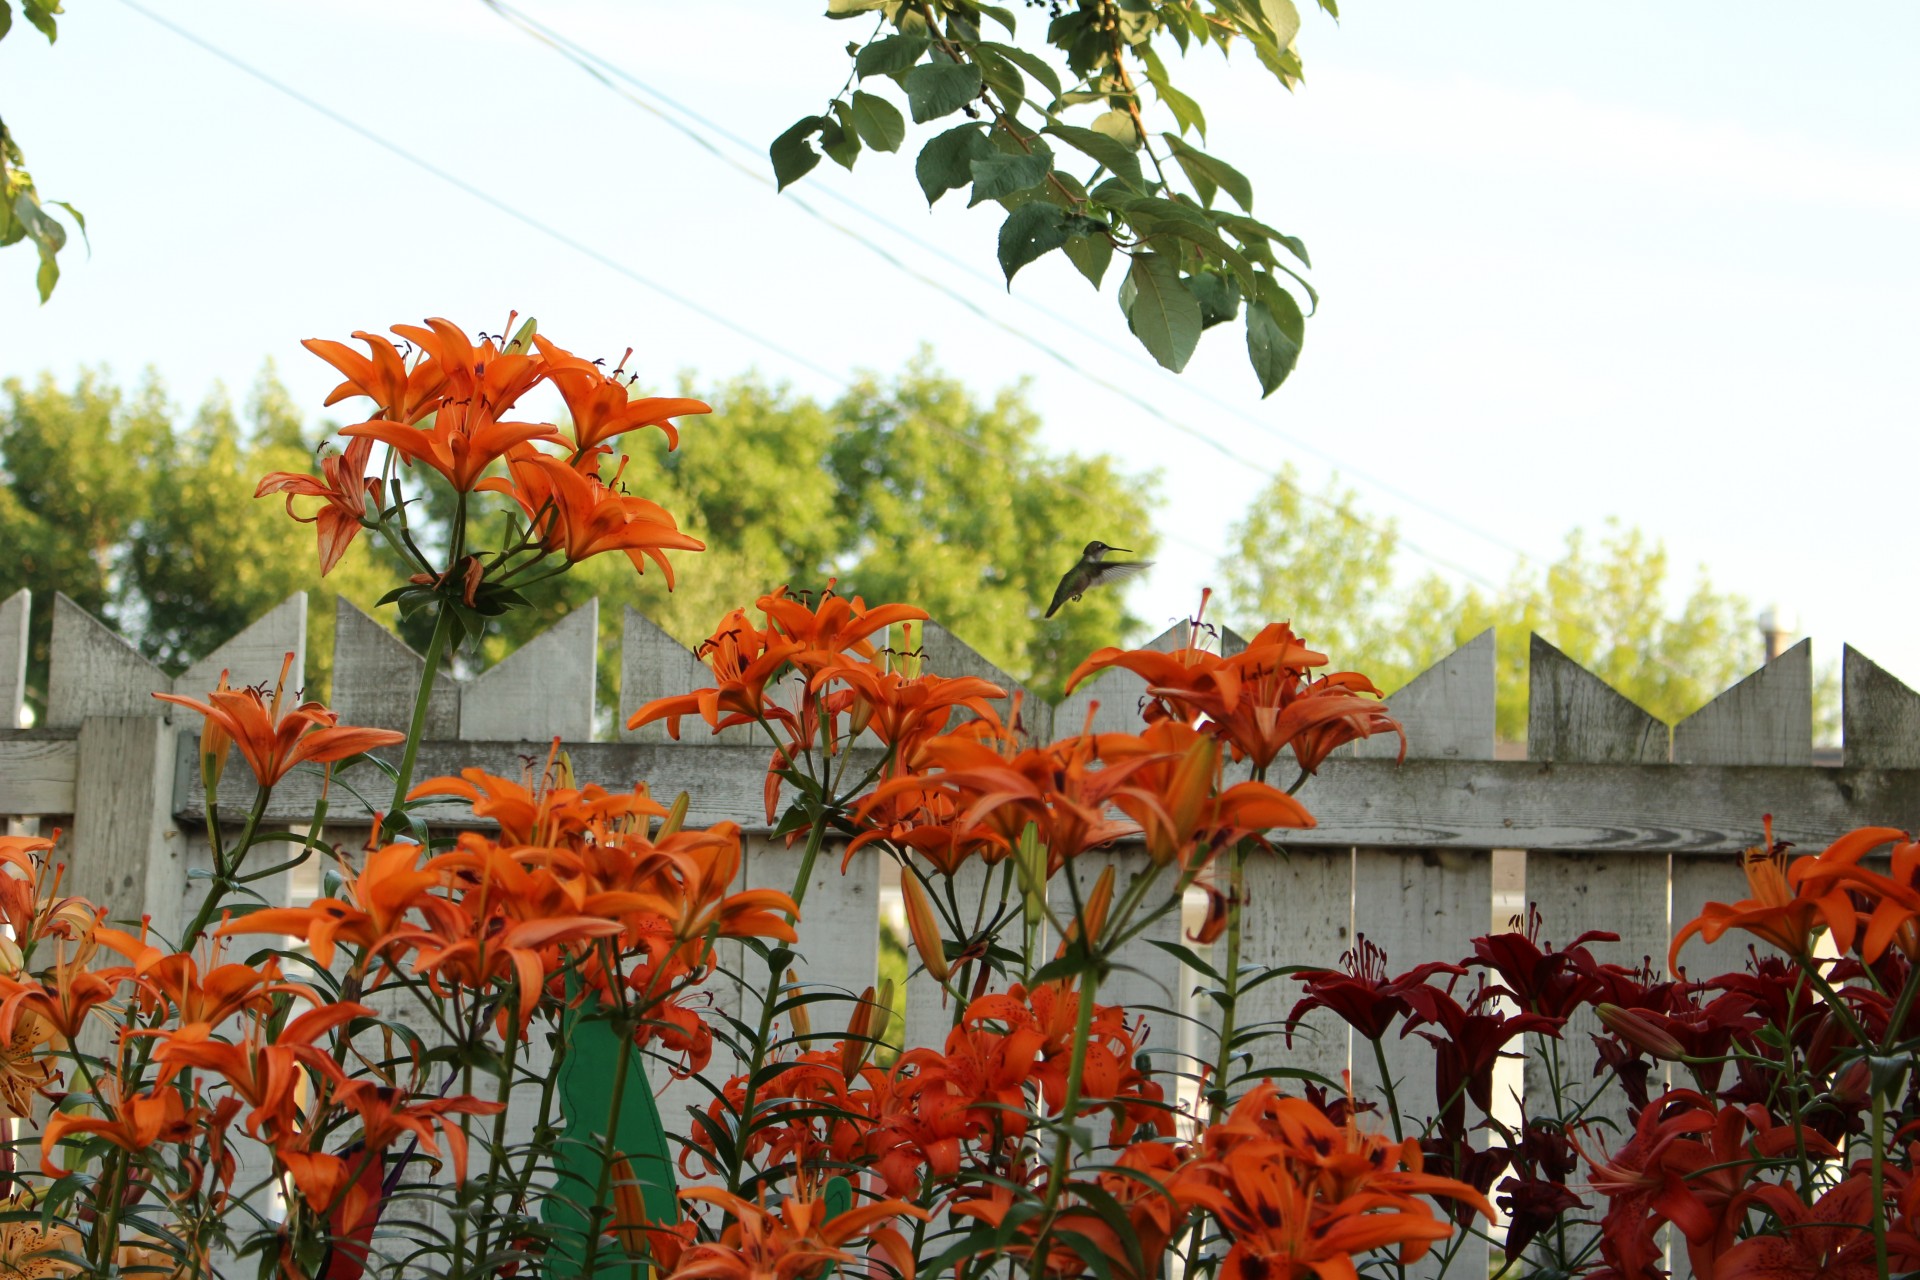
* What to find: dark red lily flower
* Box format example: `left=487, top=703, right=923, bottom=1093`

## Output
left=1401, top=979, right=1563, bottom=1140
left=1496, top=1173, right=1585, bottom=1264
left=1287, top=935, right=1467, bottom=1045
left=1472, top=904, right=1619, bottom=1020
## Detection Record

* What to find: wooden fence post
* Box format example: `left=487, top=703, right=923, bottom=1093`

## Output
left=462, top=600, right=598, bottom=743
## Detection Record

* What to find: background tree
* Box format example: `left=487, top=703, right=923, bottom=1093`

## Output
left=1216, top=466, right=1837, bottom=743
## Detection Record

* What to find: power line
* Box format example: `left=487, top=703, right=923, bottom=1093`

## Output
left=111, top=0, right=1208, bottom=562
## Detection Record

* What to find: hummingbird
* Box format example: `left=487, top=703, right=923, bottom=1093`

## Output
left=1046, top=541, right=1154, bottom=618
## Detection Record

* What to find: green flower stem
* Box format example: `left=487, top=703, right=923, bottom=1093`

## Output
left=1031, top=967, right=1101, bottom=1280
left=1205, top=843, right=1249, bottom=1125
left=388, top=603, right=456, bottom=828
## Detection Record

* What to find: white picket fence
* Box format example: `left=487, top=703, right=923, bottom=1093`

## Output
left=4, top=586, right=1919, bottom=1274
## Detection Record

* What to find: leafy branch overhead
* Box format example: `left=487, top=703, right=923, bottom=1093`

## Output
left=0, top=0, right=86, bottom=303
left=775, top=0, right=1330, bottom=396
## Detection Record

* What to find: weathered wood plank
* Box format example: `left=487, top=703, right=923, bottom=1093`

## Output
left=0, top=736, right=76, bottom=814
left=331, top=598, right=460, bottom=738
left=918, top=621, right=1050, bottom=742
left=1843, top=645, right=1920, bottom=769
left=620, top=606, right=753, bottom=746
left=174, top=594, right=308, bottom=702
left=902, top=860, right=997, bottom=1052
left=1527, top=634, right=1668, bottom=764
left=1672, top=640, right=1811, bottom=767
left=462, top=599, right=598, bottom=743
left=179, top=745, right=1920, bottom=854
left=1668, top=851, right=1758, bottom=980
left=0, top=589, right=28, bottom=729
left=1238, top=848, right=1351, bottom=1090
left=46, top=595, right=169, bottom=729
left=69, top=717, right=183, bottom=936
left=1354, top=629, right=1495, bottom=761
left=1053, top=623, right=1191, bottom=741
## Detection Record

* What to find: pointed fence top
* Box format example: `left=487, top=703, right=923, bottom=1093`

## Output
left=1843, top=645, right=1920, bottom=769
left=1672, top=638, right=1812, bottom=767
left=1527, top=634, right=1668, bottom=764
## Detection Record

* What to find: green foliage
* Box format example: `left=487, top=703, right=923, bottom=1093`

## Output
left=1215, top=465, right=1835, bottom=742
left=781, top=0, right=1332, bottom=397
left=0, top=0, right=85, bottom=301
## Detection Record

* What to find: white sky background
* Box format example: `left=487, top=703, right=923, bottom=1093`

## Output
left=3, top=2, right=1916, bottom=692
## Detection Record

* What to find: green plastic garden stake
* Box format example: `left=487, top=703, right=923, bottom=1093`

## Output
left=543, top=996, right=679, bottom=1276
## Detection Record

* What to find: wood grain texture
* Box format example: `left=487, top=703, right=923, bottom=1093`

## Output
left=1672, top=639, right=1811, bottom=767
left=620, top=605, right=753, bottom=746
left=462, top=599, right=598, bottom=743
left=0, top=736, right=76, bottom=813
left=919, top=621, right=1050, bottom=742
left=179, top=743, right=1920, bottom=854
left=69, top=717, right=182, bottom=936
left=331, top=597, right=461, bottom=738
left=1527, top=634, right=1668, bottom=764
left=1353, top=629, right=1495, bottom=761
left=174, top=594, right=308, bottom=702
left=1843, top=645, right=1920, bottom=769
left=46, top=594, right=169, bottom=729
left=0, top=589, right=27, bottom=729
left=1238, top=848, right=1352, bottom=1090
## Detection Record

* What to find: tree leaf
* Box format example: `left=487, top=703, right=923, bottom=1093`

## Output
left=769, top=116, right=826, bottom=191
left=997, top=201, right=1073, bottom=283
left=822, top=104, right=860, bottom=170
left=1090, top=109, right=1138, bottom=148
left=1163, top=133, right=1254, bottom=211
left=1124, top=252, right=1202, bottom=372
left=825, top=0, right=886, bottom=15
left=1246, top=276, right=1305, bottom=396
left=854, top=33, right=928, bottom=77
left=849, top=90, right=906, bottom=152
left=905, top=60, right=983, bottom=123
left=1044, top=123, right=1142, bottom=190
left=1260, top=0, right=1302, bottom=49
left=968, top=144, right=1053, bottom=206
left=1063, top=233, right=1112, bottom=287
left=978, top=41, right=1061, bottom=97
left=914, top=123, right=992, bottom=204
left=1187, top=272, right=1242, bottom=329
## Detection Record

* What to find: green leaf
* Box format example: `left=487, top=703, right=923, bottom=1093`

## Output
left=905, top=60, right=983, bottom=123
left=1063, top=233, right=1112, bottom=287
left=822, top=105, right=860, bottom=170
left=0, top=4, right=12, bottom=41
left=1091, top=109, right=1137, bottom=148
left=1218, top=211, right=1311, bottom=267
left=825, top=0, right=885, bottom=15
left=997, top=201, right=1073, bottom=283
left=1260, top=0, right=1303, bottom=48
left=977, top=3, right=1017, bottom=35
left=854, top=33, right=928, bottom=76
left=914, top=123, right=992, bottom=204
left=769, top=116, right=827, bottom=190
left=23, top=0, right=60, bottom=42
left=1187, top=271, right=1242, bottom=328
left=968, top=143, right=1053, bottom=206
left=1246, top=276, right=1305, bottom=396
left=1044, top=123, right=1141, bottom=191
left=847, top=90, right=905, bottom=153
left=1164, top=133, right=1254, bottom=211
left=1124, top=252, right=1202, bottom=372
left=1138, top=42, right=1206, bottom=138
left=978, top=41, right=1061, bottom=97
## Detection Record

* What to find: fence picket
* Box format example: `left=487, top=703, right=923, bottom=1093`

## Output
left=0, top=589, right=28, bottom=730
left=1843, top=645, right=1920, bottom=769
left=174, top=594, right=309, bottom=701
left=462, top=599, right=599, bottom=742
left=1242, top=848, right=1351, bottom=1091
left=46, top=594, right=168, bottom=729
left=620, top=606, right=752, bottom=746
left=332, top=598, right=461, bottom=737
left=918, top=621, right=1049, bottom=742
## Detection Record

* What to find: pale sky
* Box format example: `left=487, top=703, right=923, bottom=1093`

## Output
left=4, top=2, right=1916, bottom=700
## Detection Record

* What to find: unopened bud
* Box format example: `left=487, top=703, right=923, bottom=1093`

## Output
left=1064, top=865, right=1116, bottom=949
left=901, top=875, right=950, bottom=982
left=1596, top=1004, right=1687, bottom=1061
left=786, top=969, right=810, bottom=1040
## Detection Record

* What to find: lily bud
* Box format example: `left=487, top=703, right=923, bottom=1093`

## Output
left=658, top=790, right=691, bottom=840
left=503, top=314, right=540, bottom=355
left=786, top=969, right=810, bottom=1040
left=1017, top=822, right=1048, bottom=927
left=199, top=670, right=235, bottom=793
left=842, top=984, right=879, bottom=1078
left=608, top=1154, right=646, bottom=1255
left=1064, top=865, right=1116, bottom=949
left=1596, top=1003, right=1687, bottom=1062
left=901, top=875, right=950, bottom=982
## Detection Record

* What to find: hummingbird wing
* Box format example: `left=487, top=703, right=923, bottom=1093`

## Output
left=1092, top=559, right=1154, bottom=588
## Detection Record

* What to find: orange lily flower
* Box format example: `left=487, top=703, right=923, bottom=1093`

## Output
left=1101, top=721, right=1316, bottom=867
left=1788, top=824, right=1920, bottom=962
left=254, top=434, right=383, bottom=577
left=480, top=447, right=704, bottom=583
left=1668, top=817, right=1864, bottom=974
left=669, top=1186, right=927, bottom=1280
left=302, top=329, right=448, bottom=423
left=808, top=660, right=1005, bottom=759
left=94, top=926, right=307, bottom=1034
left=408, top=767, right=666, bottom=848
left=220, top=840, right=440, bottom=971
left=532, top=334, right=710, bottom=454
left=0, top=1010, right=55, bottom=1120
left=334, top=1080, right=503, bottom=1184
left=153, top=1002, right=364, bottom=1141
left=628, top=607, right=806, bottom=738
left=152, top=652, right=405, bottom=789
left=759, top=587, right=929, bottom=668
left=0, top=951, right=117, bottom=1044
left=42, top=1086, right=200, bottom=1175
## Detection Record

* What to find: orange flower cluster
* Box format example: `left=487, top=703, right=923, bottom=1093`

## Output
left=658, top=1187, right=927, bottom=1280
left=261, top=316, right=708, bottom=580
left=1067, top=618, right=1404, bottom=775
left=223, top=763, right=796, bottom=1073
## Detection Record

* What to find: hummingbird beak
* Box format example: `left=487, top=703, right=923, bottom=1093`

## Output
left=1109, top=547, right=1132, bottom=554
